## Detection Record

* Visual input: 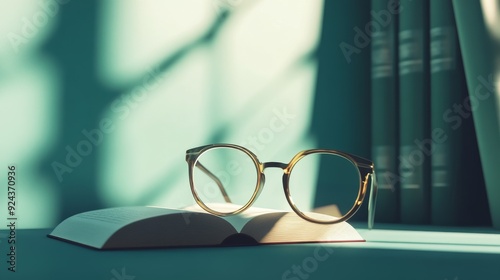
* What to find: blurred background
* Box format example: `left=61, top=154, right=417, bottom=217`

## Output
left=0, top=0, right=373, bottom=229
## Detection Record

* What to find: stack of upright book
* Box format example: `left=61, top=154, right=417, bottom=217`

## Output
left=371, top=0, right=491, bottom=226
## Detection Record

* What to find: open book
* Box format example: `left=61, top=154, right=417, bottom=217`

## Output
left=48, top=204, right=364, bottom=249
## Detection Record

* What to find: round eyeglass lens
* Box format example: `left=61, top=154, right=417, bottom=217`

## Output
left=287, top=152, right=361, bottom=223
left=191, top=147, right=260, bottom=214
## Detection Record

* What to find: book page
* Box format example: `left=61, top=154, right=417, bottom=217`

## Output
left=76, top=206, right=184, bottom=225
left=241, top=212, right=364, bottom=244
left=184, top=203, right=285, bottom=232
left=49, top=206, right=186, bottom=248
left=222, top=207, right=285, bottom=232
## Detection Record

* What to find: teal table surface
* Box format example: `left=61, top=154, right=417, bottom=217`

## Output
left=1, top=226, right=500, bottom=280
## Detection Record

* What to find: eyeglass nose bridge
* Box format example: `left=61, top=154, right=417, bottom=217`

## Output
left=255, top=162, right=291, bottom=203
left=262, top=161, right=289, bottom=170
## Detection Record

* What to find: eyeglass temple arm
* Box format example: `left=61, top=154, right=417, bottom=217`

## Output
left=367, top=171, right=378, bottom=230
left=347, top=150, right=377, bottom=229
left=194, top=162, right=232, bottom=203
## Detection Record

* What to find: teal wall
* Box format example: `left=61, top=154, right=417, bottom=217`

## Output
left=0, top=0, right=376, bottom=228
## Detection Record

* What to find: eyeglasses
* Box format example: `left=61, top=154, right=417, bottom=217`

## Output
left=186, top=144, right=377, bottom=229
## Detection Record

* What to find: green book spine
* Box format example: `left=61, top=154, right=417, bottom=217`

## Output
left=398, top=0, right=430, bottom=224
left=371, top=0, right=399, bottom=223
left=429, top=0, right=490, bottom=226
left=429, top=0, right=464, bottom=226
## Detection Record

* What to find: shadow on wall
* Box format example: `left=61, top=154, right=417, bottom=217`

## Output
left=37, top=0, right=372, bottom=223
left=40, top=0, right=235, bottom=220
left=309, top=1, right=371, bottom=221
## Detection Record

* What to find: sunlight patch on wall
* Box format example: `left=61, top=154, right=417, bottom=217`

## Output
left=98, top=0, right=215, bottom=88
left=0, top=56, right=60, bottom=229
left=0, top=1, right=60, bottom=68
left=98, top=0, right=324, bottom=211
left=99, top=47, right=214, bottom=207
left=0, top=0, right=61, bottom=228
left=480, top=0, right=500, bottom=125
